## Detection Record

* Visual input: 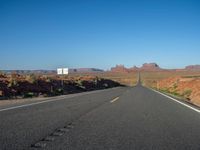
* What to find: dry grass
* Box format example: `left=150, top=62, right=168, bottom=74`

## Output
left=140, top=70, right=200, bottom=88
left=69, top=72, right=138, bottom=86
left=140, top=70, right=200, bottom=107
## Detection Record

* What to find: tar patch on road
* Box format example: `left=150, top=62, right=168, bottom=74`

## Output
left=30, top=123, right=74, bottom=149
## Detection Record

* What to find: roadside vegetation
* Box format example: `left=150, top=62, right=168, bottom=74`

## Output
left=73, top=72, right=138, bottom=86
left=141, top=71, right=200, bottom=107
left=0, top=73, right=121, bottom=100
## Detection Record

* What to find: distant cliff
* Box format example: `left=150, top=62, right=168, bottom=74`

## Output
left=185, top=65, right=200, bottom=70
left=110, top=63, right=200, bottom=73
left=111, top=65, right=129, bottom=73
left=110, top=63, right=163, bottom=72
left=140, top=63, right=162, bottom=71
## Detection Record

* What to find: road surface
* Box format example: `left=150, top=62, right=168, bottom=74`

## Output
left=0, top=84, right=200, bottom=150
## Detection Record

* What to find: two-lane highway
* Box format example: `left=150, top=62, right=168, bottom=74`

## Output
left=0, top=87, right=127, bottom=150
left=0, top=84, right=200, bottom=150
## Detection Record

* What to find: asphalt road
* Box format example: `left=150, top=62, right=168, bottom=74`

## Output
left=0, top=84, right=200, bottom=150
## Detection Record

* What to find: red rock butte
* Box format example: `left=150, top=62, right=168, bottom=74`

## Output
left=110, top=63, right=162, bottom=73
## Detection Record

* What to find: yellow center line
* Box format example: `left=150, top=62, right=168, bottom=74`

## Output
left=110, top=97, right=119, bottom=103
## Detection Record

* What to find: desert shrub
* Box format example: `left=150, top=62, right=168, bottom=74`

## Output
left=24, top=92, right=34, bottom=98
left=55, top=88, right=63, bottom=95
left=0, top=90, right=3, bottom=96
left=94, top=78, right=98, bottom=85
left=29, top=74, right=37, bottom=84
left=8, top=79, right=19, bottom=88
left=160, top=88, right=170, bottom=93
left=171, top=91, right=182, bottom=97
left=182, top=89, right=192, bottom=98
left=103, top=83, right=108, bottom=88
left=76, top=80, right=83, bottom=86
left=46, top=78, right=51, bottom=83
left=172, top=83, right=178, bottom=89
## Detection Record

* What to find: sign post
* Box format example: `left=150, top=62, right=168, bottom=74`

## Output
left=57, top=68, right=69, bottom=93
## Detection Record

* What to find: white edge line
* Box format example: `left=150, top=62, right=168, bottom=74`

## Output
left=0, top=87, right=122, bottom=112
left=110, top=97, right=119, bottom=103
left=149, top=88, right=200, bottom=113
left=0, top=97, right=68, bottom=112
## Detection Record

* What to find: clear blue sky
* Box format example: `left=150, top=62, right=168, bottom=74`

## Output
left=1, top=0, right=200, bottom=70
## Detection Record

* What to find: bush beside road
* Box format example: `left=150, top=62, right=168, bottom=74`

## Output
left=0, top=73, right=121, bottom=100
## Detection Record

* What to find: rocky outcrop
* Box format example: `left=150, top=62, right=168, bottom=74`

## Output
left=111, top=65, right=129, bottom=73
left=110, top=63, right=162, bottom=72
left=140, top=63, right=161, bottom=71
left=185, top=65, right=200, bottom=71
left=129, top=66, right=139, bottom=71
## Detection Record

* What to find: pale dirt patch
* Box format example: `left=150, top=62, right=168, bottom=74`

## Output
left=0, top=96, right=50, bottom=107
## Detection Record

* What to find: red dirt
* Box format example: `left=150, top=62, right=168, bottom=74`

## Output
left=158, top=76, right=200, bottom=106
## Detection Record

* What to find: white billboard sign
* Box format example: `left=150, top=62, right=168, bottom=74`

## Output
left=57, top=68, right=69, bottom=75
left=63, top=68, right=69, bottom=75
left=57, top=68, right=63, bottom=75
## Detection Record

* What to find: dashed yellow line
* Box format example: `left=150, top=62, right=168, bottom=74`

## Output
left=110, top=97, right=119, bottom=103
